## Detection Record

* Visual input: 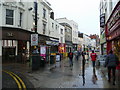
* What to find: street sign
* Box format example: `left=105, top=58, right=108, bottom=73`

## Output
left=31, top=34, right=38, bottom=46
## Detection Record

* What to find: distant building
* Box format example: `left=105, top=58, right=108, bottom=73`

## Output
left=56, top=18, right=78, bottom=51
left=89, top=34, right=100, bottom=48
left=78, top=32, right=83, bottom=51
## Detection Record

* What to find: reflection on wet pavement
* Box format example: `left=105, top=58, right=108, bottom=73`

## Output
left=25, top=56, right=120, bottom=88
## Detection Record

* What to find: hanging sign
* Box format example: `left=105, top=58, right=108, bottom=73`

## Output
left=31, top=34, right=38, bottom=46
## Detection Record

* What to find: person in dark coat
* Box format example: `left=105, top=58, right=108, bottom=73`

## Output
left=68, top=50, right=74, bottom=67
left=105, top=50, right=119, bottom=85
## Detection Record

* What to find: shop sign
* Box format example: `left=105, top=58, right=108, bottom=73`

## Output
left=108, top=5, right=120, bottom=30
left=51, top=53, right=56, bottom=55
left=100, top=13, right=105, bottom=28
left=40, top=46, right=46, bottom=55
left=6, top=32, right=13, bottom=37
left=31, top=34, right=38, bottom=46
left=58, top=43, right=66, bottom=53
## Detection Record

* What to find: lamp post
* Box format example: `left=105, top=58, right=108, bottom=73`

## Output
left=82, top=45, right=85, bottom=86
left=31, top=1, right=39, bottom=70
left=34, top=1, right=37, bottom=33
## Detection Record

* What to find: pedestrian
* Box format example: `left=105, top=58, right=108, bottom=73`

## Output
left=90, top=50, right=97, bottom=68
left=76, top=50, right=80, bottom=61
left=68, top=50, right=74, bottom=67
left=32, top=46, right=39, bottom=54
left=104, top=50, right=119, bottom=85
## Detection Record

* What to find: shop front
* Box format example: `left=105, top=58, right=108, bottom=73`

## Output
left=65, top=41, right=73, bottom=53
left=105, top=2, right=120, bottom=69
left=2, top=27, right=31, bottom=63
left=58, top=43, right=66, bottom=58
left=46, top=37, right=59, bottom=63
left=73, top=43, right=77, bottom=51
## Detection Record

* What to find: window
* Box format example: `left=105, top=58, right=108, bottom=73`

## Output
left=19, top=12, right=22, bottom=27
left=61, top=37, right=63, bottom=43
left=56, top=25, right=57, bottom=30
left=52, top=23, right=54, bottom=28
left=61, top=29, right=63, bottom=34
left=43, top=8, right=46, bottom=18
left=43, top=23, right=46, bottom=34
left=6, top=9, right=14, bottom=25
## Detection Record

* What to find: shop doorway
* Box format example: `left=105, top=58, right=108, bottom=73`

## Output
left=17, top=40, right=27, bottom=63
left=2, top=47, right=16, bottom=63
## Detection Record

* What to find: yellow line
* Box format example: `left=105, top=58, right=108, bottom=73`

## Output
left=3, top=70, right=22, bottom=90
left=3, top=70, right=27, bottom=90
left=10, top=71, right=26, bottom=90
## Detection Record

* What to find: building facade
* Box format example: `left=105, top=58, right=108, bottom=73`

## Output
left=104, top=1, right=120, bottom=58
left=59, top=23, right=72, bottom=52
left=100, top=0, right=107, bottom=55
left=83, top=34, right=91, bottom=51
left=56, top=18, right=79, bottom=51
left=0, top=0, right=64, bottom=63
left=78, top=32, right=83, bottom=51
left=101, top=0, right=120, bottom=69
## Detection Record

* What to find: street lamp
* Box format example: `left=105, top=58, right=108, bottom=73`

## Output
left=34, top=1, right=37, bottom=33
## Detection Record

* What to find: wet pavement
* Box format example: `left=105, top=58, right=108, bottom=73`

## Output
left=2, top=56, right=120, bottom=89
left=2, top=63, right=35, bottom=89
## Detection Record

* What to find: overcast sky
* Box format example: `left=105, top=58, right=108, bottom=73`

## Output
left=47, top=0, right=100, bottom=35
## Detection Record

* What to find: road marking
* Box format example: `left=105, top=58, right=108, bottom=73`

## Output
left=10, top=71, right=26, bottom=90
left=3, top=70, right=26, bottom=90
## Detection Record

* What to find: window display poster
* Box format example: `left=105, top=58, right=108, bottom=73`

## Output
left=56, top=55, right=60, bottom=62
left=40, top=46, right=46, bottom=57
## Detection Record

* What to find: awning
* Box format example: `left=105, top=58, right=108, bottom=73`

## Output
left=46, top=40, right=59, bottom=46
left=49, top=38, right=59, bottom=42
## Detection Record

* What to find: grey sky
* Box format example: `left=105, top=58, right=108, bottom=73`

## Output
left=47, top=0, right=100, bottom=35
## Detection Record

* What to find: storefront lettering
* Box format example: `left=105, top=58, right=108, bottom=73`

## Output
left=108, top=6, right=120, bottom=31
left=6, top=32, right=13, bottom=37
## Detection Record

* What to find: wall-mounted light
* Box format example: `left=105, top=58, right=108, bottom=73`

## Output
left=33, top=22, right=35, bottom=25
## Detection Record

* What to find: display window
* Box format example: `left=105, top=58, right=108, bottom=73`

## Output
left=113, top=40, right=120, bottom=61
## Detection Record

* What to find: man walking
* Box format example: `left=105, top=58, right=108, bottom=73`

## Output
left=68, top=50, right=74, bottom=67
left=105, top=50, right=119, bottom=85
left=90, top=50, right=97, bottom=68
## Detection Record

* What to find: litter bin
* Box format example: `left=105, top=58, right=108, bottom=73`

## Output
left=50, top=55, right=55, bottom=64
left=32, top=54, right=40, bottom=70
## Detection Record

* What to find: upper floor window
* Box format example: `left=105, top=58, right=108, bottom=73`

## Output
left=43, top=8, right=46, bottom=19
left=61, top=29, right=63, bottom=34
left=19, top=12, right=22, bottom=27
left=6, top=9, right=14, bottom=25
left=56, top=25, right=57, bottom=30
left=43, top=23, right=46, bottom=34
left=52, top=23, right=54, bottom=28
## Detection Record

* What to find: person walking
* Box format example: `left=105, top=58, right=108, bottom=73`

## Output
left=90, top=50, right=97, bottom=68
left=104, top=50, right=119, bottom=85
left=76, top=50, right=81, bottom=61
left=68, top=50, right=74, bottom=67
